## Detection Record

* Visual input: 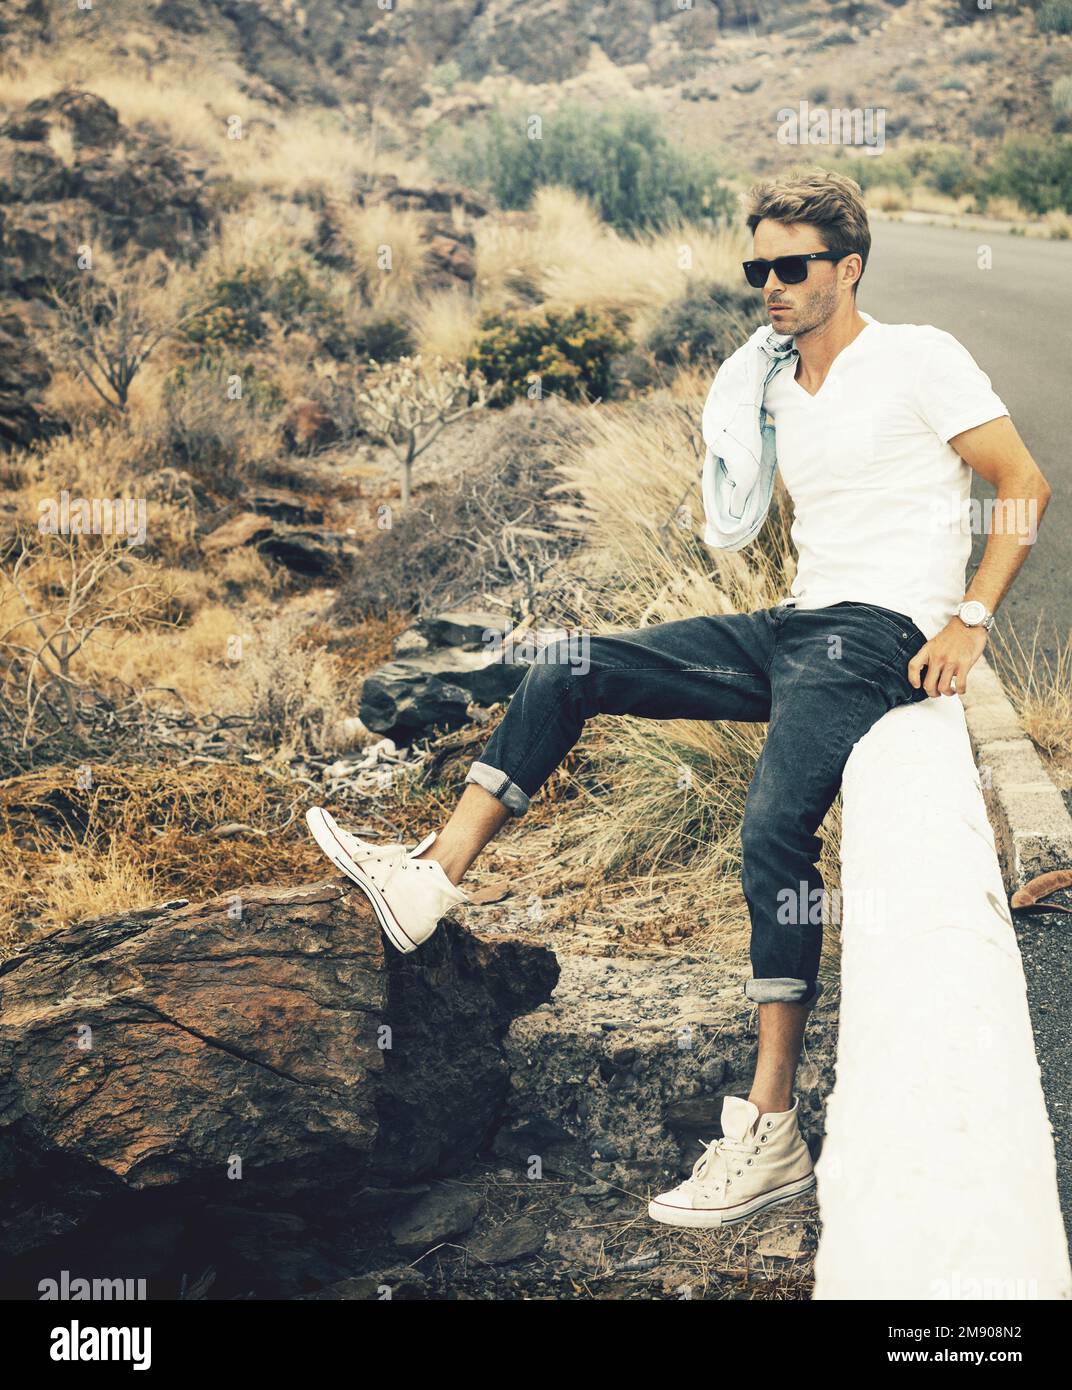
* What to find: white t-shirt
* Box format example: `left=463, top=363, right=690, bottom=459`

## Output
left=763, top=318, right=1009, bottom=640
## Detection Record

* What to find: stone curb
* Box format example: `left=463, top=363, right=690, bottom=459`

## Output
left=962, top=654, right=1072, bottom=889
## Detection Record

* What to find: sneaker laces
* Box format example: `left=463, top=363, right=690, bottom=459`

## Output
left=349, top=840, right=413, bottom=887
left=690, top=1132, right=756, bottom=1190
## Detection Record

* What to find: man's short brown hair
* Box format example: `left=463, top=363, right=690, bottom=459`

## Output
left=744, top=168, right=871, bottom=296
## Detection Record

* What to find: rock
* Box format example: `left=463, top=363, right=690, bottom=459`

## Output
left=0, top=882, right=558, bottom=1260
left=392, top=628, right=432, bottom=659
left=389, top=1183, right=483, bottom=1253
left=662, top=1095, right=726, bottom=1145
left=0, top=310, right=67, bottom=451
left=282, top=399, right=338, bottom=454
left=155, top=0, right=208, bottom=35
left=0, top=90, right=214, bottom=304
left=716, top=1, right=764, bottom=29
left=381, top=180, right=488, bottom=219
left=414, top=608, right=513, bottom=651
left=201, top=511, right=275, bottom=553
left=246, top=485, right=324, bottom=525
left=466, top=1217, right=545, bottom=1265
left=201, top=512, right=355, bottom=578
left=257, top=526, right=359, bottom=579
left=23, top=90, right=121, bottom=151
left=425, top=234, right=475, bottom=285
left=359, top=646, right=527, bottom=738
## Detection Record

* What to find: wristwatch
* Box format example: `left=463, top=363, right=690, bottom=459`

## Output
left=956, top=599, right=995, bottom=631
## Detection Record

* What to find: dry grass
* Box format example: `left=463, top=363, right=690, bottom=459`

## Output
left=0, top=764, right=321, bottom=958
left=411, top=287, right=484, bottom=363
left=330, top=201, right=429, bottom=309
left=1, top=37, right=432, bottom=198
left=474, top=185, right=749, bottom=337
left=988, top=624, right=1072, bottom=772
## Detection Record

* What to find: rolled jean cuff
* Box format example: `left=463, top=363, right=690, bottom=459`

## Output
left=463, top=760, right=531, bottom=817
left=745, top=976, right=823, bottom=1008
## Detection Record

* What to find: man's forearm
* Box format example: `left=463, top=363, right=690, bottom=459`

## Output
left=962, top=475, right=1052, bottom=617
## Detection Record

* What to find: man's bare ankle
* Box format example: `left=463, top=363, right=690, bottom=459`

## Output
left=748, top=1094, right=793, bottom=1121
left=414, top=844, right=468, bottom=886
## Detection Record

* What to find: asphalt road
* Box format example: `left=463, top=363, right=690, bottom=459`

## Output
left=860, top=217, right=1072, bottom=1248
left=859, top=217, right=1071, bottom=667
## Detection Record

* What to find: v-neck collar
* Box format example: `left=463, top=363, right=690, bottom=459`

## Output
left=789, top=318, right=876, bottom=402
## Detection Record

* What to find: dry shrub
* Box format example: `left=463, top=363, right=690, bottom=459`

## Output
left=0, top=530, right=178, bottom=768
left=237, top=608, right=345, bottom=759
left=146, top=360, right=282, bottom=493
left=332, top=396, right=589, bottom=625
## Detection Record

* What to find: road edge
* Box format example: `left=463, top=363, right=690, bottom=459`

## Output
left=962, top=654, right=1072, bottom=890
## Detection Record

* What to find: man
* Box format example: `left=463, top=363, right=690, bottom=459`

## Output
left=306, top=168, right=1051, bottom=1229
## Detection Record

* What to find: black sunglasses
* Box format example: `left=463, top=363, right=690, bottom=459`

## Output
left=742, top=251, right=844, bottom=288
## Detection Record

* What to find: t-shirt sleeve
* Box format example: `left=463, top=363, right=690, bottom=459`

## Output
left=911, top=331, right=1009, bottom=444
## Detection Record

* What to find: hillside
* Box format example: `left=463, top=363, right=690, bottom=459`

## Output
left=1, top=0, right=1065, bottom=170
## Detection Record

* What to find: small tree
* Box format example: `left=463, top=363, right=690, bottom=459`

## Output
left=49, top=258, right=197, bottom=412
left=353, top=354, right=500, bottom=507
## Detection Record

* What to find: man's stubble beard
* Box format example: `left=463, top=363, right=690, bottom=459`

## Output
left=780, top=280, right=841, bottom=342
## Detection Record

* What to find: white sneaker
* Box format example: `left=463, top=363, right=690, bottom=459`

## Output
left=305, top=806, right=470, bottom=954
left=648, top=1095, right=815, bottom=1229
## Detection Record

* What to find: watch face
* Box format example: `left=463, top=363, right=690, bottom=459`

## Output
left=960, top=601, right=986, bottom=626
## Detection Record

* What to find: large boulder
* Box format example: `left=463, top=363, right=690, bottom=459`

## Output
left=0, top=879, right=558, bottom=1262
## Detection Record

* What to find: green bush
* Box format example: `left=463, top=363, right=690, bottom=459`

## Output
left=353, top=314, right=416, bottom=362
left=986, top=135, right=1072, bottom=213
left=819, top=151, right=915, bottom=191
left=1038, top=0, right=1072, bottom=35
left=467, top=307, right=630, bottom=405
left=183, top=263, right=349, bottom=355
left=917, top=144, right=980, bottom=199
left=428, top=101, right=735, bottom=234
left=646, top=281, right=766, bottom=368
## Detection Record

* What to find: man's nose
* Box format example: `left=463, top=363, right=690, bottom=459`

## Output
left=763, top=268, right=785, bottom=293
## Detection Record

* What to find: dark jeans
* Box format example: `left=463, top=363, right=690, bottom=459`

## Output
left=464, top=600, right=931, bottom=1007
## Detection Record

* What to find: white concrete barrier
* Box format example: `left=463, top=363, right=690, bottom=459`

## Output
left=812, top=694, right=1072, bottom=1300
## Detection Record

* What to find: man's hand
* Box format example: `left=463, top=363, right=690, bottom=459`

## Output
left=908, top=618, right=989, bottom=698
